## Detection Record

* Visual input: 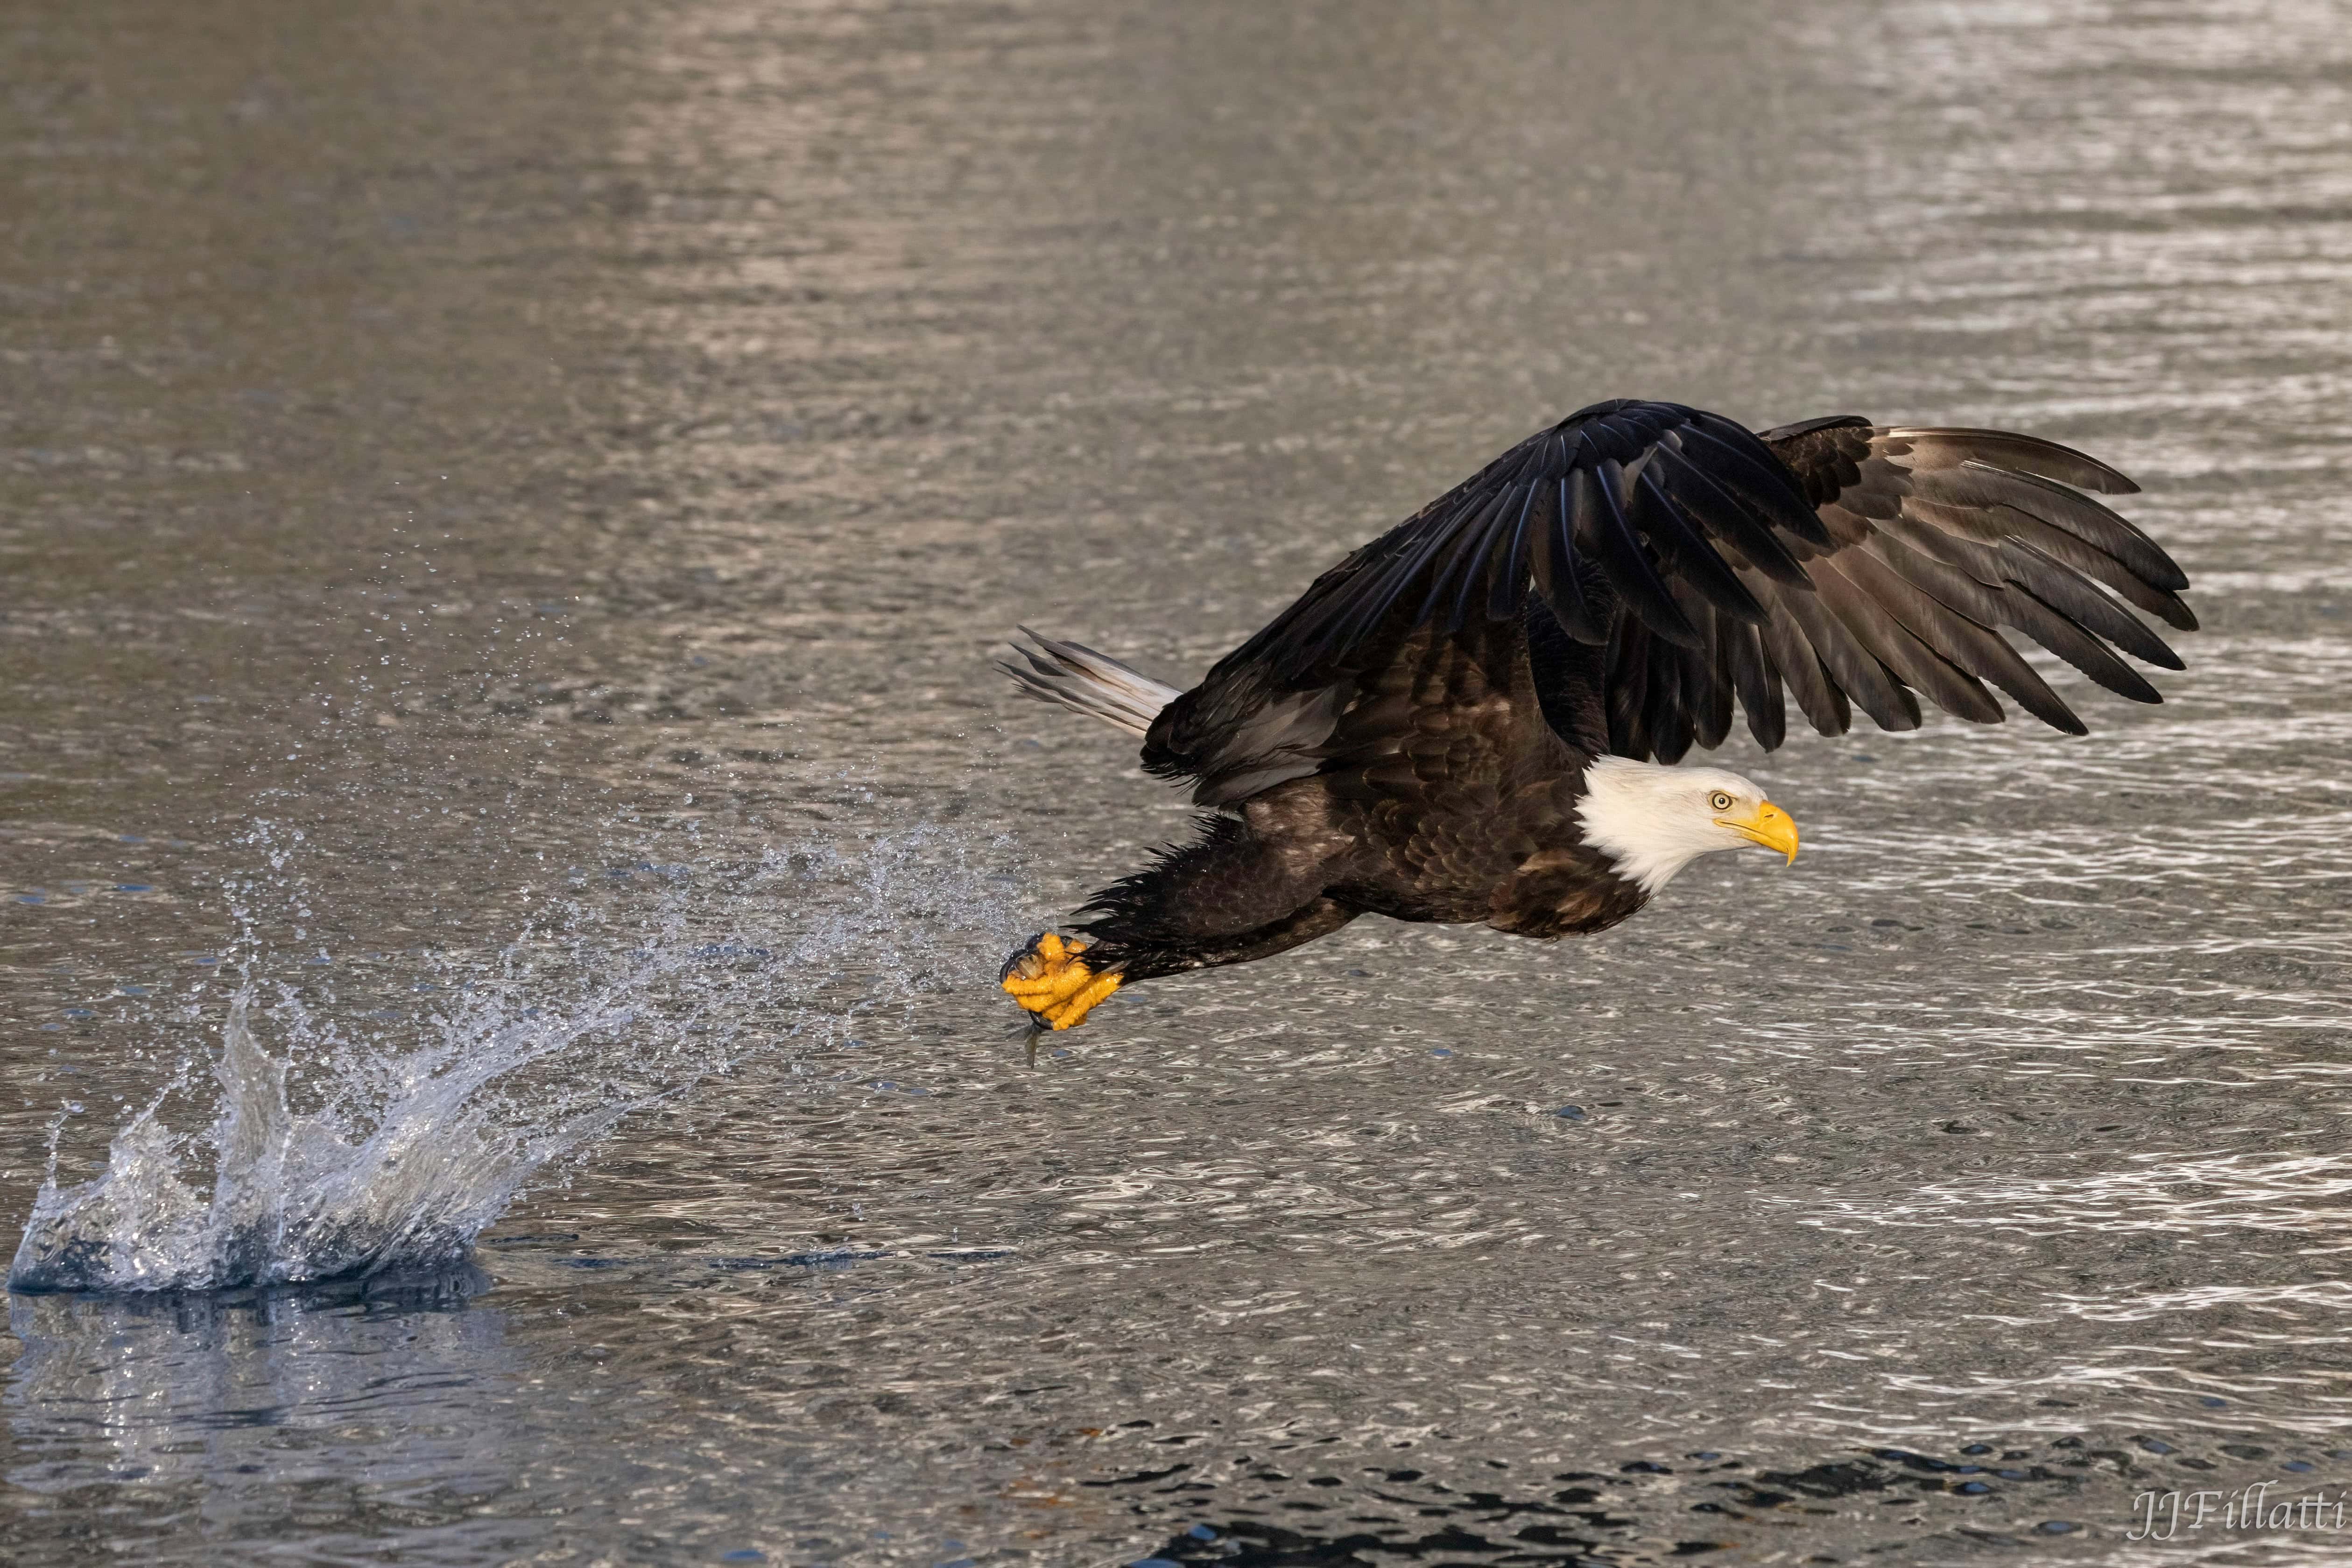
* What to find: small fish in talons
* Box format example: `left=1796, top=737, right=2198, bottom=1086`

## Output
left=1000, top=931, right=1122, bottom=1031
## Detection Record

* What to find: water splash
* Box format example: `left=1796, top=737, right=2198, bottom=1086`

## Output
left=9, top=824, right=1021, bottom=1294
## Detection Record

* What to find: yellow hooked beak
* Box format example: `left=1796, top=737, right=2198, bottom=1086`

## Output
left=1718, top=799, right=1800, bottom=864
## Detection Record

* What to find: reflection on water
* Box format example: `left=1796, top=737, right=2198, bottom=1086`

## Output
left=1797, top=1150, right=2352, bottom=1240
left=6, top=1274, right=552, bottom=1558
left=7, top=0, right=2352, bottom=1561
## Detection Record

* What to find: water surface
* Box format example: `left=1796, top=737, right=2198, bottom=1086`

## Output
left=5, top=1, right=2352, bottom=1562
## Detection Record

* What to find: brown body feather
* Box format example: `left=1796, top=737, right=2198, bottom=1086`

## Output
left=1076, top=612, right=1646, bottom=983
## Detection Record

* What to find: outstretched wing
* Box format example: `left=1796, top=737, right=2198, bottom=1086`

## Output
left=1147, top=399, right=2190, bottom=791
left=1611, top=416, right=2190, bottom=760
left=1224, top=399, right=1831, bottom=681
left=1149, top=400, right=1831, bottom=798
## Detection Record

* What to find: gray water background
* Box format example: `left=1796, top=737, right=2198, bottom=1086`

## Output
left=5, top=0, right=2352, bottom=1562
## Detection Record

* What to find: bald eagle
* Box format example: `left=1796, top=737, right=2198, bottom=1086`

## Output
left=998, top=401, right=2189, bottom=1031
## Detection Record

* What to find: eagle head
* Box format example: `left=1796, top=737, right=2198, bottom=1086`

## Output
left=1575, top=757, right=1800, bottom=896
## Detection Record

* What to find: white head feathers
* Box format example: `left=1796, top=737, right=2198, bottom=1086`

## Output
left=1574, top=756, right=1797, bottom=895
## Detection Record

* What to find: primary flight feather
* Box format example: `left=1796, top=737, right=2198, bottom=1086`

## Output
left=998, top=399, right=2189, bottom=1032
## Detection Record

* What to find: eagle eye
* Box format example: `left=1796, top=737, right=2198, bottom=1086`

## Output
left=1709, top=791, right=1733, bottom=812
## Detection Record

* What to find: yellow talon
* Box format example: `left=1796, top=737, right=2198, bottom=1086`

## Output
left=999, top=933, right=1122, bottom=1031
left=1044, top=973, right=1120, bottom=1030
left=1002, top=961, right=1096, bottom=1005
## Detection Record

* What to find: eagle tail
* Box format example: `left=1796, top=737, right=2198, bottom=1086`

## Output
left=997, top=627, right=1181, bottom=738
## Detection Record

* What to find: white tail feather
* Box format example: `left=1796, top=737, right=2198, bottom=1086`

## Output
left=998, top=627, right=1181, bottom=738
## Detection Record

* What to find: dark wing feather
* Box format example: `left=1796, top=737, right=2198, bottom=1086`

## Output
left=1143, top=402, right=2193, bottom=800
left=1724, top=617, right=1785, bottom=750
left=1584, top=460, right=1700, bottom=646
left=1753, top=419, right=2191, bottom=734
left=1593, top=415, right=2191, bottom=756
left=1220, top=400, right=1801, bottom=686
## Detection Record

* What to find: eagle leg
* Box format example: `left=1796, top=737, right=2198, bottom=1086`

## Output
left=1000, top=814, right=1362, bottom=1032
left=1094, top=896, right=1360, bottom=983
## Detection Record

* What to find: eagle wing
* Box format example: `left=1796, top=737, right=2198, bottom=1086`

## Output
left=1145, top=400, right=2191, bottom=798
left=1615, top=414, right=2192, bottom=761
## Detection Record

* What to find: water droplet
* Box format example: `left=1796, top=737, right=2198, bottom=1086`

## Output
left=10, top=823, right=1014, bottom=1293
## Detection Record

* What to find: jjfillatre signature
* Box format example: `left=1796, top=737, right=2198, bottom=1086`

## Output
left=2130, top=1482, right=2349, bottom=1541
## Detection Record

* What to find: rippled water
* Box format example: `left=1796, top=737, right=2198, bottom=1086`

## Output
left=6, top=0, right=2352, bottom=1562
